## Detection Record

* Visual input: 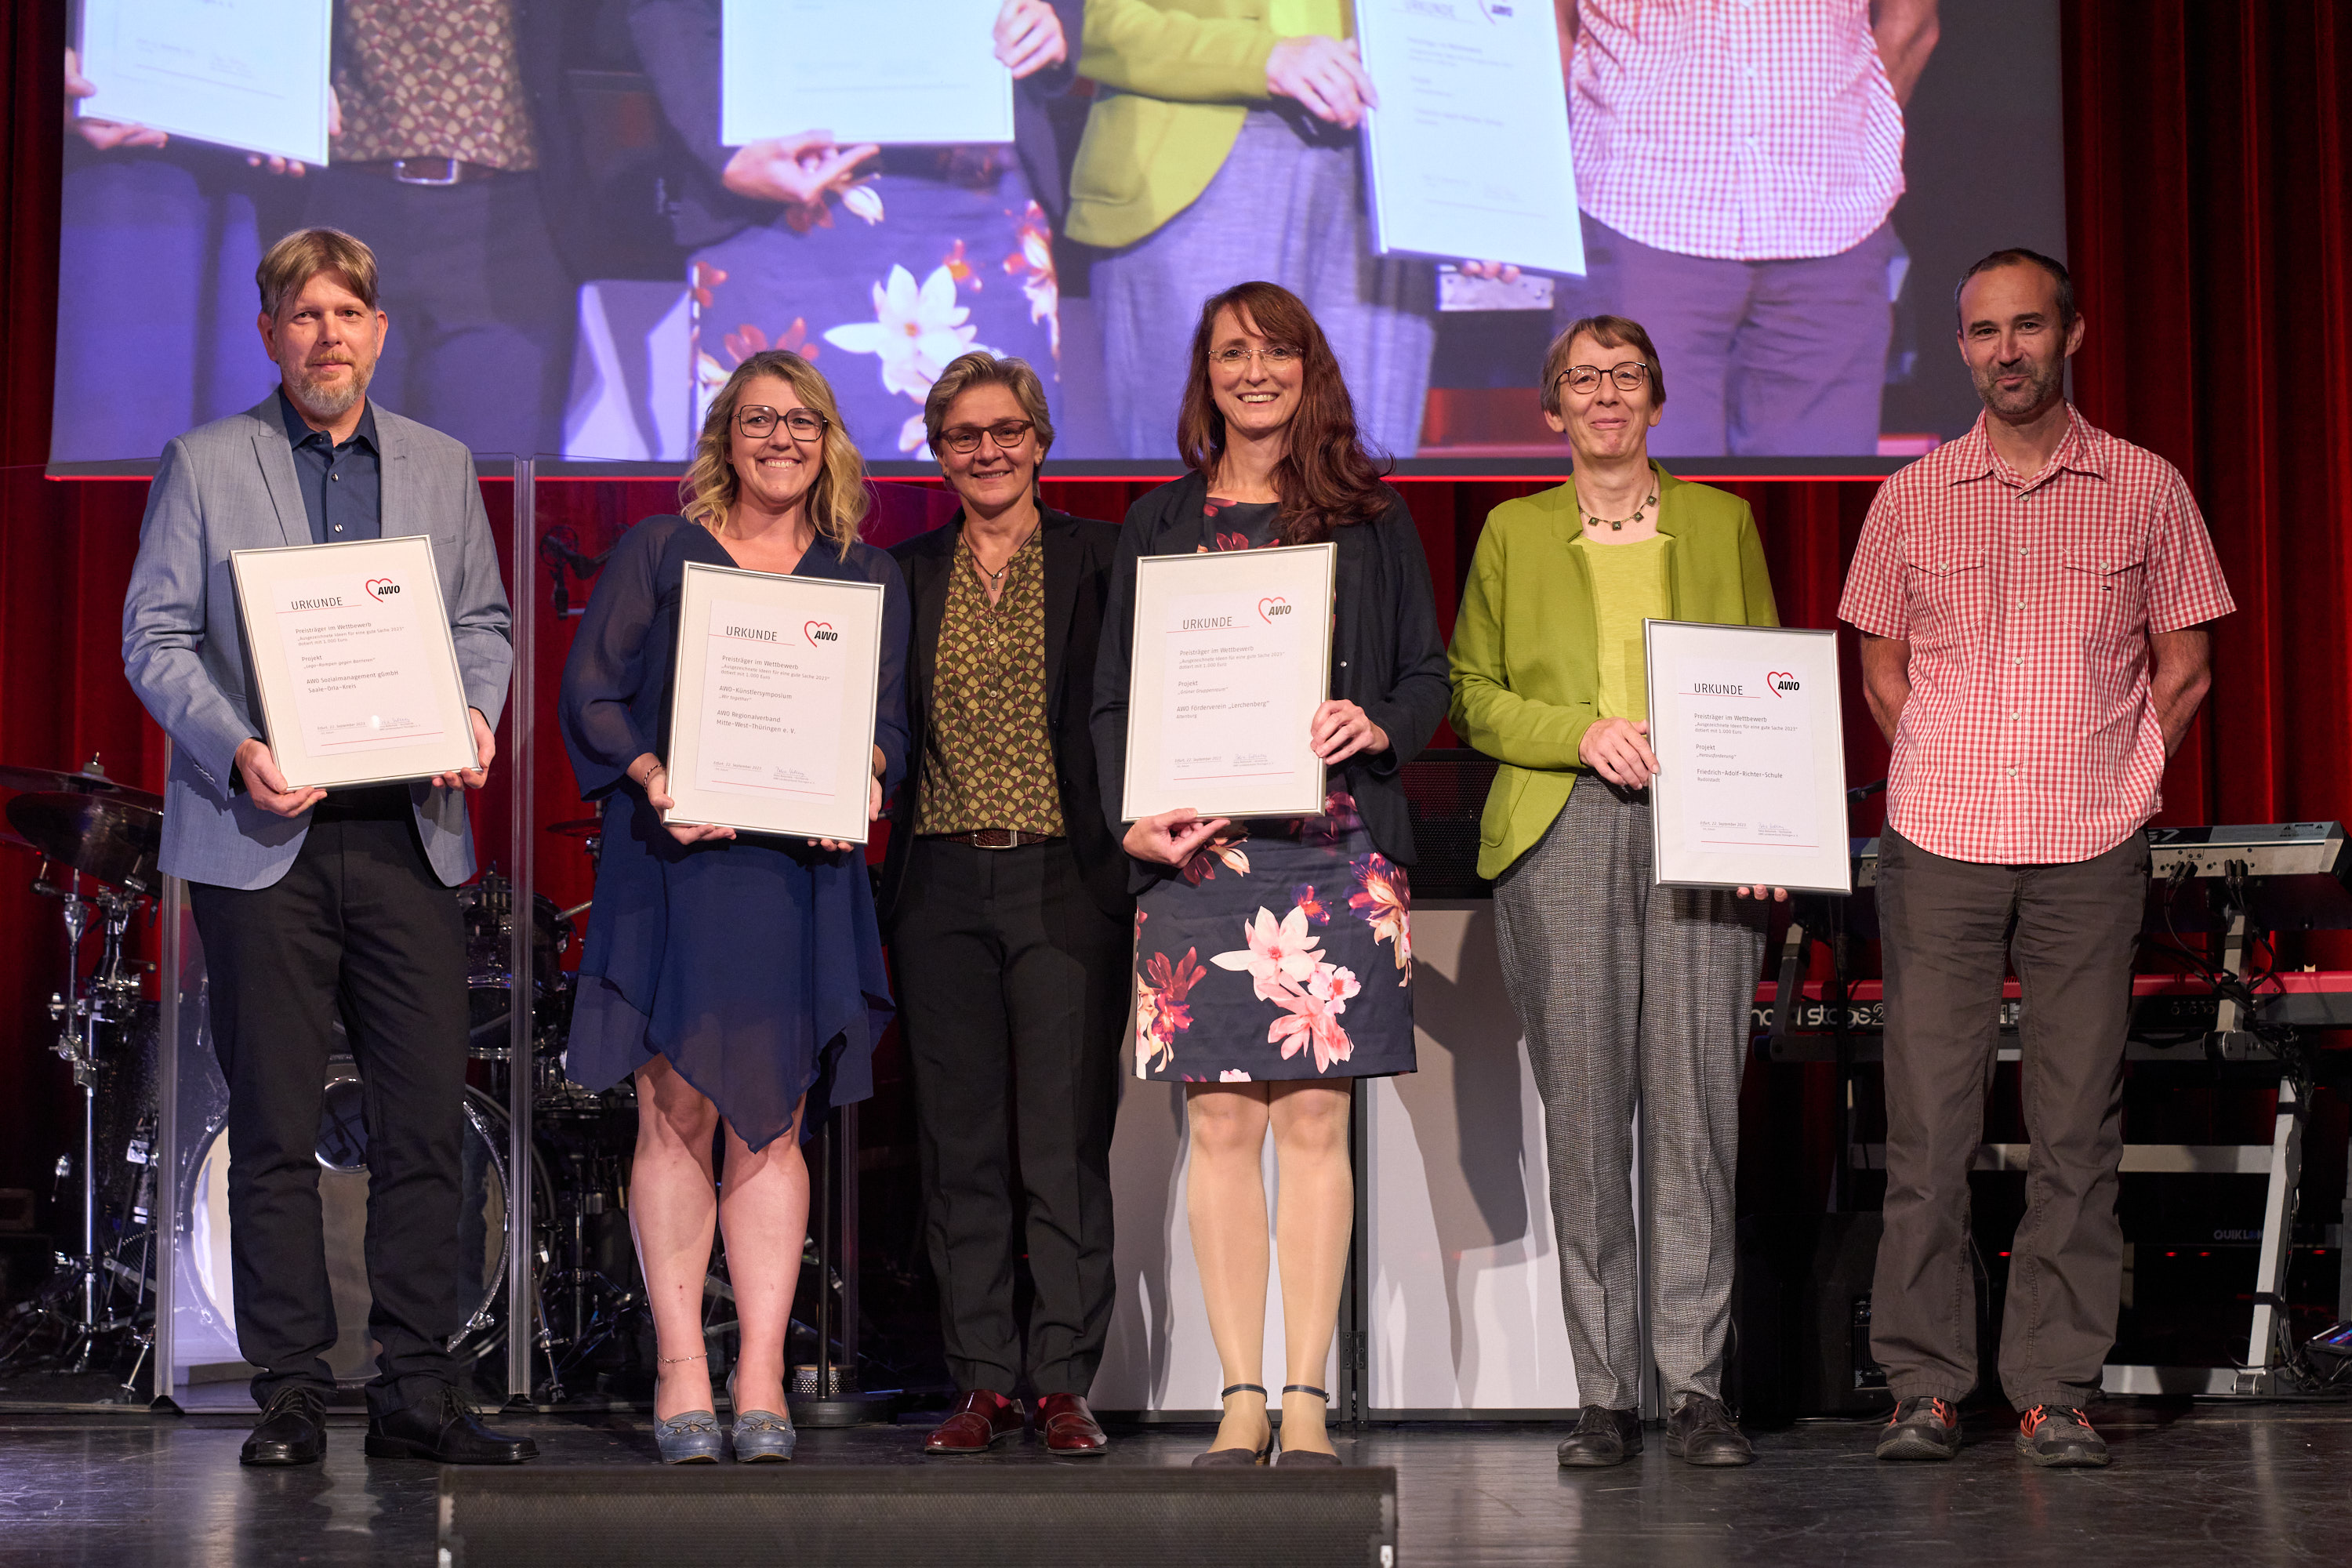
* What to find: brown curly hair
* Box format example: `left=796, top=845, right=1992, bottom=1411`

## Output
left=1174, top=281, right=1390, bottom=544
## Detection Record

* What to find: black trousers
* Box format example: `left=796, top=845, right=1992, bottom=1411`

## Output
left=1870, top=827, right=2148, bottom=1410
left=890, top=837, right=1129, bottom=1398
left=189, top=810, right=470, bottom=1417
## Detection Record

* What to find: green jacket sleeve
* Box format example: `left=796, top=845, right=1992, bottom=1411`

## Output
left=1737, top=505, right=1781, bottom=629
left=1446, top=520, right=1595, bottom=771
left=1079, top=0, right=1277, bottom=103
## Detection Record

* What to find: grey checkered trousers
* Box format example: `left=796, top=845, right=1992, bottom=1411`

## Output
left=1493, top=779, right=1765, bottom=1409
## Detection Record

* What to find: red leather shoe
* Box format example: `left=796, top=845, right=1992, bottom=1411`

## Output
left=923, top=1389, right=1025, bottom=1454
left=1034, top=1392, right=1109, bottom=1455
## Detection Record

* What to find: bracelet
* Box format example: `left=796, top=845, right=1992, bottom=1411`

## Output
left=659, top=1351, right=706, bottom=1365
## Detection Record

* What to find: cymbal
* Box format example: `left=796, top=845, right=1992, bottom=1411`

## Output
left=0, top=763, right=162, bottom=811
left=6, top=790, right=162, bottom=894
left=545, top=818, right=604, bottom=840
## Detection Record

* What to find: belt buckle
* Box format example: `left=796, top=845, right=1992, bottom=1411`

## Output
left=972, top=828, right=1016, bottom=850
left=393, top=157, right=462, bottom=186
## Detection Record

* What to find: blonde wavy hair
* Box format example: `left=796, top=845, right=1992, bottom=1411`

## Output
left=681, top=350, right=867, bottom=556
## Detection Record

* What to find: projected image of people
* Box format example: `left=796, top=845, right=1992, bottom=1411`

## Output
left=630, top=0, right=1080, bottom=458
left=1550, top=0, right=1943, bottom=457
left=53, top=0, right=2053, bottom=471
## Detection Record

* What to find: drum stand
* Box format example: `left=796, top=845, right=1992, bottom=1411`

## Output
left=2, top=873, right=153, bottom=1377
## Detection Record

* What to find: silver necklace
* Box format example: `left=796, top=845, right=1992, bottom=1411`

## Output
left=1579, top=487, right=1658, bottom=532
left=971, top=526, right=1037, bottom=588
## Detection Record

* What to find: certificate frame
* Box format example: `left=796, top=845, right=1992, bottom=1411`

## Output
left=720, top=0, right=1014, bottom=147
left=1352, top=0, right=1586, bottom=278
left=664, top=561, right=885, bottom=844
left=1645, top=621, right=1852, bottom=895
left=229, top=535, right=478, bottom=791
left=1121, top=543, right=1336, bottom=822
left=74, top=0, right=334, bottom=166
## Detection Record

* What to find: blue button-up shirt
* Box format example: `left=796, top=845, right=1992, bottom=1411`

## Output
left=278, top=389, right=382, bottom=545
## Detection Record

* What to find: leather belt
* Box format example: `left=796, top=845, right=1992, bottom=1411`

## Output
left=345, top=158, right=505, bottom=187
left=931, top=829, right=1058, bottom=850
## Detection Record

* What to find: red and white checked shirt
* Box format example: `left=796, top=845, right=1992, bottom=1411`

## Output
left=1838, top=408, right=2235, bottom=866
left=1570, top=0, right=1905, bottom=261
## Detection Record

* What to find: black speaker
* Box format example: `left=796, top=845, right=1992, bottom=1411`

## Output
left=1731, top=1211, right=1889, bottom=1422
left=439, top=1467, right=1399, bottom=1567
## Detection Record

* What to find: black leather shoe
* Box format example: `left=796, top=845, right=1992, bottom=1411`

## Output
left=1666, top=1396, right=1754, bottom=1466
left=1556, top=1405, right=1642, bottom=1468
left=364, top=1385, right=538, bottom=1465
left=241, top=1386, right=328, bottom=1467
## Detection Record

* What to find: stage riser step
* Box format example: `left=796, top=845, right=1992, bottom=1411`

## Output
left=441, top=1468, right=1398, bottom=1568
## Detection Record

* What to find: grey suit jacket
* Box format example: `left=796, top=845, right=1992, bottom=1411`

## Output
left=122, top=395, right=514, bottom=891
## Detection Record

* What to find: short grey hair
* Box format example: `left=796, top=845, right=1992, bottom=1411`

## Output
left=922, top=352, right=1055, bottom=456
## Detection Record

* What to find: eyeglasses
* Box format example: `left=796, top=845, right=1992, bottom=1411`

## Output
left=937, top=419, right=1035, bottom=455
left=1558, top=361, right=1653, bottom=395
left=737, top=405, right=827, bottom=441
left=1210, top=346, right=1300, bottom=371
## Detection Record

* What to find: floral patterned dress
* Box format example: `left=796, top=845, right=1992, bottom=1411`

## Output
left=1131, top=500, right=1417, bottom=1083
left=690, top=147, right=1060, bottom=459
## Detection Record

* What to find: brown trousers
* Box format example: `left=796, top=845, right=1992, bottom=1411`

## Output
left=1867, top=827, right=2148, bottom=1411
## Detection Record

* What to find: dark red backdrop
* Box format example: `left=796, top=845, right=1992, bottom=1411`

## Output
left=0, top=4, right=2345, bottom=1222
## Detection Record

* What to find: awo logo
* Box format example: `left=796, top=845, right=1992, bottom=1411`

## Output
left=1258, top=596, right=1292, bottom=622
left=1766, top=670, right=1801, bottom=696
left=804, top=620, right=839, bottom=645
left=365, top=577, right=401, bottom=600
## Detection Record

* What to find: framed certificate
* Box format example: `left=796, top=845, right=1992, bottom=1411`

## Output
left=664, top=561, right=885, bottom=844
left=720, top=0, right=1014, bottom=147
left=1121, top=543, right=1336, bottom=822
left=75, top=0, right=334, bottom=166
left=1353, top=0, right=1585, bottom=277
left=1645, top=621, right=1852, bottom=895
left=229, top=535, right=479, bottom=791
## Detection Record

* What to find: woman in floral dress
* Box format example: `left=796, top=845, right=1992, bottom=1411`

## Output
left=1092, top=281, right=1449, bottom=1465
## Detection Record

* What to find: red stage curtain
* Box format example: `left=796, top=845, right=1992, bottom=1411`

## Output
left=0, top=5, right=2346, bottom=1223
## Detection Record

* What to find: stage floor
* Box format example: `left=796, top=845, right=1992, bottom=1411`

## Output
left=1, top=1400, right=2345, bottom=1565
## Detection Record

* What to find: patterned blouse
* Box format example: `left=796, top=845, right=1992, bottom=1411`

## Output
left=915, top=530, right=1066, bottom=837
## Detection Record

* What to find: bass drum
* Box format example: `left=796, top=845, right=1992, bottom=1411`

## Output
left=183, top=1058, right=544, bottom=1387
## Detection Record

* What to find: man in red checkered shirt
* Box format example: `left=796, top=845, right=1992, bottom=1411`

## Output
left=1838, top=249, right=2234, bottom=1469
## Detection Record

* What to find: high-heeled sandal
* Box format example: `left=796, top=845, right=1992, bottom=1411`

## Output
left=1191, top=1383, right=1278, bottom=1467
left=1272, top=1385, right=1341, bottom=1468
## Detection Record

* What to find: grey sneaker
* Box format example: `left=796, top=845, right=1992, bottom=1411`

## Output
left=1556, top=1405, right=1643, bottom=1468
left=2016, top=1405, right=2111, bottom=1468
left=1666, top=1396, right=1754, bottom=1465
left=1875, top=1395, right=1962, bottom=1461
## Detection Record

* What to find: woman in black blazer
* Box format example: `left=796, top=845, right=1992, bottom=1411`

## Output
left=877, top=353, right=1130, bottom=1457
left=1091, top=282, right=1449, bottom=1466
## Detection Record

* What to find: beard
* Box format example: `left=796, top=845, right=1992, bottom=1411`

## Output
left=281, top=351, right=375, bottom=421
left=1975, top=352, right=2064, bottom=420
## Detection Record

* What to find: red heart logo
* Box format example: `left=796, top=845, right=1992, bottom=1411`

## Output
left=1765, top=670, right=1795, bottom=695
left=804, top=620, right=833, bottom=644
left=1258, top=596, right=1287, bottom=622
left=365, top=577, right=396, bottom=599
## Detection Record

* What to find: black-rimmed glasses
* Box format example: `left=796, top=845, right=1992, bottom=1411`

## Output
left=1558, top=361, right=1653, bottom=394
left=737, top=405, right=827, bottom=440
left=937, top=419, right=1036, bottom=455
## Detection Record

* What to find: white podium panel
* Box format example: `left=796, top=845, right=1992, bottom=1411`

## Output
left=1365, top=901, right=1581, bottom=1415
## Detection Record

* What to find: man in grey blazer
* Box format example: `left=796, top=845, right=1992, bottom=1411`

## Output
left=122, top=228, right=533, bottom=1467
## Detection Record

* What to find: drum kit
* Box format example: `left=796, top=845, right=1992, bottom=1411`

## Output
left=0, top=768, right=652, bottom=1404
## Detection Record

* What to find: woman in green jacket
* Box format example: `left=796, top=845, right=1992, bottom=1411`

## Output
left=1069, top=0, right=1436, bottom=460
left=1446, top=315, right=1780, bottom=1471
